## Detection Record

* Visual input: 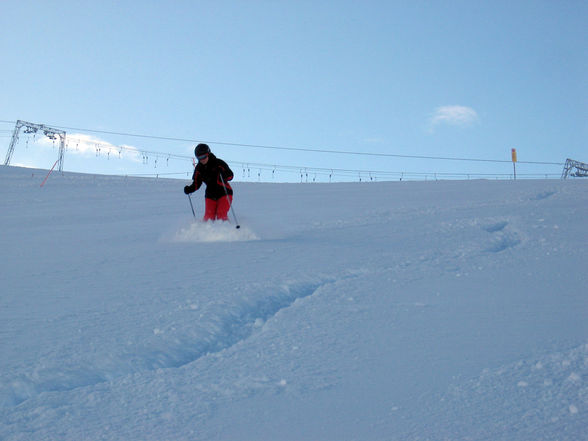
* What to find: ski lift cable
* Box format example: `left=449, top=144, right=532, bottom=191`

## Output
left=0, top=120, right=563, bottom=166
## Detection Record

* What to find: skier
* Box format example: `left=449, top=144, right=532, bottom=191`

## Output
left=184, top=143, right=234, bottom=222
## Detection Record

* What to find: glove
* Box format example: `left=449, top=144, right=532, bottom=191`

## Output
left=184, top=185, right=192, bottom=195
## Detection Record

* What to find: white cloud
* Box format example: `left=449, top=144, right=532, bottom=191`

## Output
left=37, top=133, right=142, bottom=162
left=429, top=105, right=479, bottom=129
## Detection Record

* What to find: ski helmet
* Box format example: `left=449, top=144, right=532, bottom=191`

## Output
left=195, top=143, right=211, bottom=158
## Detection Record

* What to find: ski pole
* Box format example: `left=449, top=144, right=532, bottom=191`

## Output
left=187, top=194, right=196, bottom=218
left=219, top=174, right=240, bottom=229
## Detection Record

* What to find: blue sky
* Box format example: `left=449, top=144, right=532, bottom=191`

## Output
left=1, top=0, right=586, bottom=181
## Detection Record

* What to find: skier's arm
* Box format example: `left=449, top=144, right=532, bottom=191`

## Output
left=194, top=169, right=204, bottom=189
left=218, top=161, right=233, bottom=181
left=183, top=169, right=202, bottom=194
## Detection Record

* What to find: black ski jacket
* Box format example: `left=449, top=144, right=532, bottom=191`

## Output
left=186, top=153, right=234, bottom=200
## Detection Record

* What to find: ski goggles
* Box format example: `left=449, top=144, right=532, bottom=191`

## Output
left=197, top=153, right=209, bottom=160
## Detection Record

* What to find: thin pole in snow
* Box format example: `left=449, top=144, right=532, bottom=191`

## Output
left=219, top=174, right=240, bottom=229
left=40, top=159, right=59, bottom=187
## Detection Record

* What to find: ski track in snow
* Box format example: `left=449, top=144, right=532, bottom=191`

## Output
left=0, top=278, right=336, bottom=409
left=482, top=219, right=523, bottom=253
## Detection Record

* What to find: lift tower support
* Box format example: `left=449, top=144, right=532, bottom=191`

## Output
left=4, top=120, right=67, bottom=172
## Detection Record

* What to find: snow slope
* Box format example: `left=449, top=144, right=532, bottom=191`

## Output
left=1, top=165, right=587, bottom=440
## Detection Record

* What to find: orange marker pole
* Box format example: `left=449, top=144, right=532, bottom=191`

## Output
left=511, top=148, right=517, bottom=180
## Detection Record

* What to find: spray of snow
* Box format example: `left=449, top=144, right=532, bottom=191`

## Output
left=172, top=220, right=259, bottom=242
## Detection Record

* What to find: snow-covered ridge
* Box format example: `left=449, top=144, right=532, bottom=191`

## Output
left=1, top=165, right=586, bottom=440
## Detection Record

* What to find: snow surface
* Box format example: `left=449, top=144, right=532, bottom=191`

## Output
left=1, top=165, right=587, bottom=440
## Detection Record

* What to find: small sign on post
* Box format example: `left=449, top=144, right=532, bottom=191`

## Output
left=511, top=148, right=517, bottom=180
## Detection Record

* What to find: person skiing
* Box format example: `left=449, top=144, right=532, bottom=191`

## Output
left=184, top=143, right=234, bottom=222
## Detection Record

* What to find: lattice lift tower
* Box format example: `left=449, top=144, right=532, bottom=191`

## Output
left=561, top=158, right=588, bottom=179
left=4, top=120, right=67, bottom=172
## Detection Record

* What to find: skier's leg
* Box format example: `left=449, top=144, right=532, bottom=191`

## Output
left=203, top=198, right=217, bottom=221
left=216, top=195, right=232, bottom=221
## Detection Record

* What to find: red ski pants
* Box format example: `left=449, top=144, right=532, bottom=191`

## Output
left=203, top=195, right=232, bottom=222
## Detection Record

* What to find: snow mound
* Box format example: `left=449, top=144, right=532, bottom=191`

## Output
left=172, top=220, right=259, bottom=242
left=433, top=343, right=588, bottom=438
